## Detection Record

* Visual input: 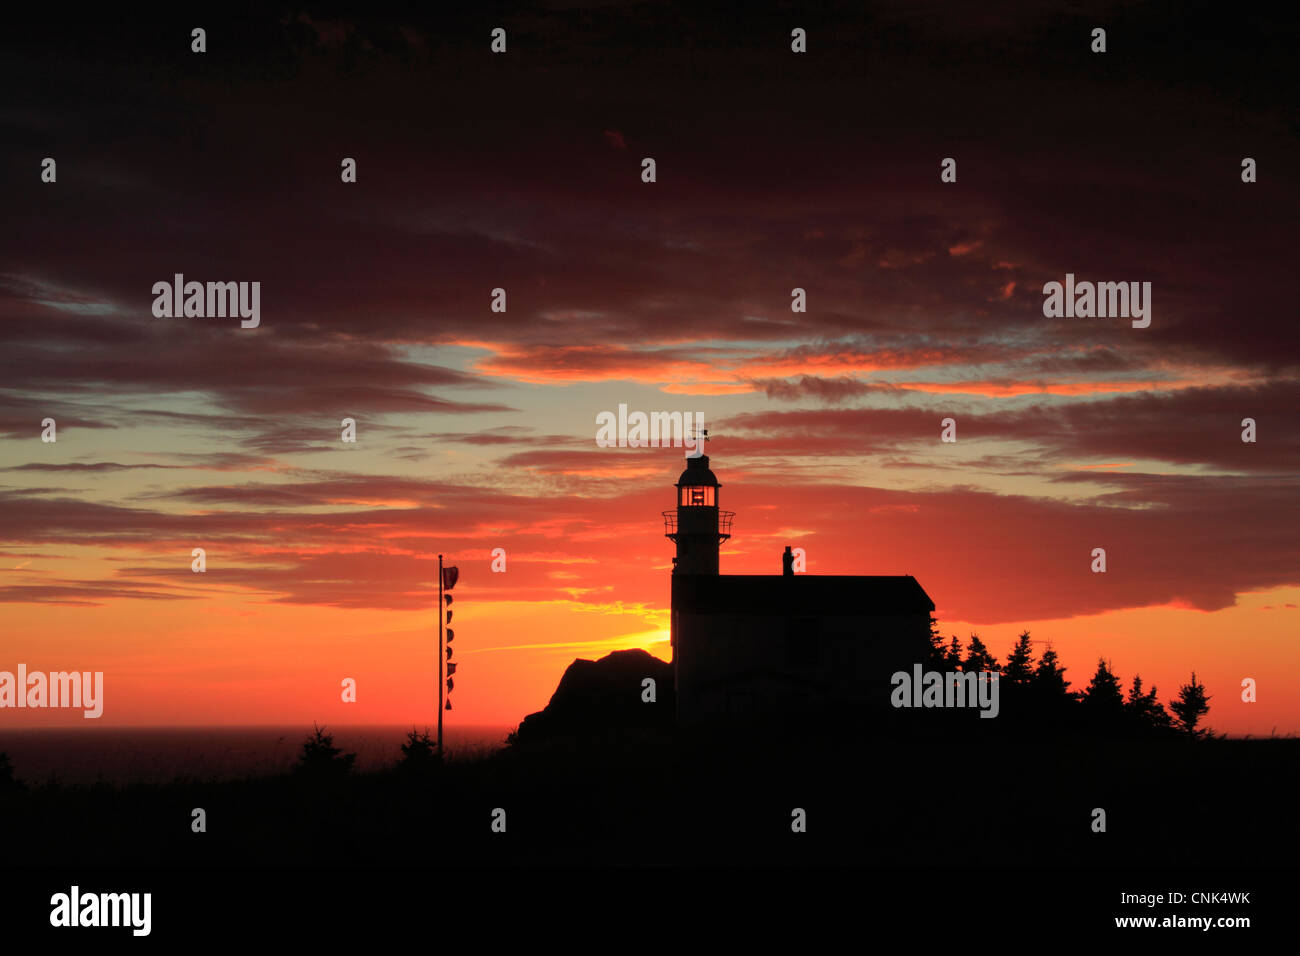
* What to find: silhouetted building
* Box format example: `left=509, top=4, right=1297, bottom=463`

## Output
left=664, top=454, right=935, bottom=726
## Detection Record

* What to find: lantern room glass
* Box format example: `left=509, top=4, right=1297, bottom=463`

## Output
left=680, top=486, right=716, bottom=507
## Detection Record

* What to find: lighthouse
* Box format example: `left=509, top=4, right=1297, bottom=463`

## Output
left=664, top=450, right=936, bottom=728
left=662, top=454, right=734, bottom=575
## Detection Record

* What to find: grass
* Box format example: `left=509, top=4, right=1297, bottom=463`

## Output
left=2, top=725, right=1296, bottom=867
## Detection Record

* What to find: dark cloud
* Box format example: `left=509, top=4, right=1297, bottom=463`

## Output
left=1, top=462, right=1296, bottom=620
left=720, top=379, right=1300, bottom=472
left=2, top=461, right=178, bottom=472
left=749, top=376, right=892, bottom=403
left=0, top=579, right=197, bottom=607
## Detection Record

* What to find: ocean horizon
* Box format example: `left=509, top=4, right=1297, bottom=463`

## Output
left=0, top=724, right=514, bottom=786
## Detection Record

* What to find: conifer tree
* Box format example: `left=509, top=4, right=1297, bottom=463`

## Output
left=963, top=633, right=999, bottom=673
left=927, top=616, right=947, bottom=667
left=1003, top=631, right=1036, bottom=685
left=1082, top=658, right=1125, bottom=729
left=295, top=723, right=357, bottom=778
left=1125, top=675, right=1173, bottom=733
left=398, top=727, right=442, bottom=773
left=1170, top=672, right=1212, bottom=738
left=1032, top=647, right=1073, bottom=700
left=945, top=635, right=964, bottom=670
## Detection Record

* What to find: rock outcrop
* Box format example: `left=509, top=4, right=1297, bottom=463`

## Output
left=510, top=648, right=674, bottom=745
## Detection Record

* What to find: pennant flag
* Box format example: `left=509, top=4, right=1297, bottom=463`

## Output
left=439, top=563, right=460, bottom=724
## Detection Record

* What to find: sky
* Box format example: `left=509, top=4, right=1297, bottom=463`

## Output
left=1, top=3, right=1297, bottom=734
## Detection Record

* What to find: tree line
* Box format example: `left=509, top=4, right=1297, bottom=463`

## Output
left=927, top=624, right=1214, bottom=738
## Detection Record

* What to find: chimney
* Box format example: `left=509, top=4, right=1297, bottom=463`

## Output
left=782, top=545, right=794, bottom=577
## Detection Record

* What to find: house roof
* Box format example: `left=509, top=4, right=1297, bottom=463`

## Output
left=672, top=574, right=935, bottom=615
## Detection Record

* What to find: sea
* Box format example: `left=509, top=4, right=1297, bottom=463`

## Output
left=0, top=725, right=512, bottom=786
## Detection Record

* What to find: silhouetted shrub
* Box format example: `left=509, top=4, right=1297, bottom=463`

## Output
left=397, top=728, right=442, bottom=776
left=294, top=724, right=356, bottom=779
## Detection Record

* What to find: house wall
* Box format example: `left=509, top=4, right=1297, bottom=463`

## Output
left=673, top=609, right=932, bottom=726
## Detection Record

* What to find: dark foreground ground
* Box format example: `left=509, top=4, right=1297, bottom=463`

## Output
left=4, top=726, right=1296, bottom=868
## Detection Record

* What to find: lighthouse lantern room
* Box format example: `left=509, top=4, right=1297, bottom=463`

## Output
left=663, top=454, right=734, bottom=575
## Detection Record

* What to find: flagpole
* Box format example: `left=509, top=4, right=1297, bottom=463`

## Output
left=438, top=552, right=444, bottom=754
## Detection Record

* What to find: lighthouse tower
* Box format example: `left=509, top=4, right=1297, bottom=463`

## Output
left=663, top=454, right=734, bottom=575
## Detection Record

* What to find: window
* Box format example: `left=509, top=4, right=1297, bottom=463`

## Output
left=680, top=486, right=716, bottom=507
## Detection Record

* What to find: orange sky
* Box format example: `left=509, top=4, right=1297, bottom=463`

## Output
left=3, top=528, right=1297, bottom=735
